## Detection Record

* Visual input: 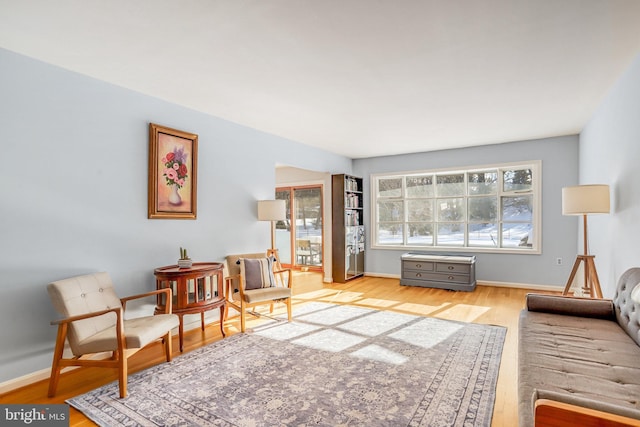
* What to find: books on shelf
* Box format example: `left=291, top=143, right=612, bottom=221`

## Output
left=345, top=193, right=360, bottom=208
left=345, top=210, right=360, bottom=226
left=346, top=177, right=359, bottom=192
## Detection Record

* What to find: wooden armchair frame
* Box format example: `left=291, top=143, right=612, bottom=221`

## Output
left=224, top=267, right=292, bottom=332
left=49, top=288, right=175, bottom=398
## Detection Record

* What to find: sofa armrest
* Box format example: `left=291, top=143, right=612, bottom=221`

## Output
left=525, top=293, right=615, bottom=319
left=533, top=389, right=640, bottom=427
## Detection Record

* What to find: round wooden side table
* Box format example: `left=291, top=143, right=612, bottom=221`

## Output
left=154, top=262, right=226, bottom=352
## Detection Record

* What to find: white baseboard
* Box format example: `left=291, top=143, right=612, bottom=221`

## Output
left=0, top=367, right=53, bottom=395
left=363, top=272, right=397, bottom=279
left=476, top=280, right=562, bottom=292
left=364, top=272, right=562, bottom=292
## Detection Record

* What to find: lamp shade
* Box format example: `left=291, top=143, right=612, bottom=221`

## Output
left=562, top=185, right=610, bottom=215
left=257, top=199, right=286, bottom=221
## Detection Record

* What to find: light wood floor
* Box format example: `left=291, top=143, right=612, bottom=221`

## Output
left=0, top=273, right=551, bottom=426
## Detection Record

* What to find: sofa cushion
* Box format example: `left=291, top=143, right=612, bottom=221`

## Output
left=518, top=309, right=640, bottom=427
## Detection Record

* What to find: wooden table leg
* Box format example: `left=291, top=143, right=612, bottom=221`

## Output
left=219, top=304, right=226, bottom=337
left=178, top=314, right=184, bottom=352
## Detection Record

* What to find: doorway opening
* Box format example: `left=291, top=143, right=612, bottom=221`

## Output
left=275, top=186, right=323, bottom=271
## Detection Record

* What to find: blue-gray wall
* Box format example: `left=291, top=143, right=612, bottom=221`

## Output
left=354, top=136, right=580, bottom=287
left=0, top=48, right=352, bottom=383
left=580, top=52, right=640, bottom=297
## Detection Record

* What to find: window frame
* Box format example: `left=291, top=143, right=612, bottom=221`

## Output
left=371, top=160, right=541, bottom=254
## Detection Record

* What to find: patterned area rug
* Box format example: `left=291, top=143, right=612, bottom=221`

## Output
left=68, top=302, right=506, bottom=426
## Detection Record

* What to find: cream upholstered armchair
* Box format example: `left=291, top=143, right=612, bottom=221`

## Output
left=47, top=272, right=179, bottom=398
left=224, top=253, right=293, bottom=332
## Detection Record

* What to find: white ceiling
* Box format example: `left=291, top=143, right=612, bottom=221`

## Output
left=1, top=0, right=640, bottom=158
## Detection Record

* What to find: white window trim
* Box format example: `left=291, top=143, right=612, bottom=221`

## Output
left=370, top=160, right=542, bottom=254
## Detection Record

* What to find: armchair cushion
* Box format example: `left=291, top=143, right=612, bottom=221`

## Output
left=75, top=313, right=179, bottom=355
left=240, top=257, right=276, bottom=290
left=243, top=287, right=292, bottom=304
left=47, top=272, right=123, bottom=354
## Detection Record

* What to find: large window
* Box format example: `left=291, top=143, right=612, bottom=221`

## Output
left=373, top=161, right=540, bottom=253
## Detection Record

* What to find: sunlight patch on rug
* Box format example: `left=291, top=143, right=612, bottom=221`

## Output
left=390, top=317, right=465, bottom=349
left=68, top=302, right=506, bottom=427
left=339, top=310, right=418, bottom=336
left=293, top=303, right=372, bottom=325
left=352, top=343, right=409, bottom=365
left=291, top=328, right=368, bottom=352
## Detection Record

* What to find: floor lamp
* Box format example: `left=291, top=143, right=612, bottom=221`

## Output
left=257, top=199, right=286, bottom=269
left=561, top=184, right=610, bottom=298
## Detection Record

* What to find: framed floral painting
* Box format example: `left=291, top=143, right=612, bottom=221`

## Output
left=148, top=123, right=198, bottom=219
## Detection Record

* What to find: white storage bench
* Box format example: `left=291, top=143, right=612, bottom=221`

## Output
left=400, top=253, right=476, bottom=291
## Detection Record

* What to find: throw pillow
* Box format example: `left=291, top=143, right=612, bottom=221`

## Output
left=240, top=257, right=276, bottom=290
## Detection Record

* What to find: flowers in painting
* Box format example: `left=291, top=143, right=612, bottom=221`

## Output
left=162, top=147, right=188, bottom=188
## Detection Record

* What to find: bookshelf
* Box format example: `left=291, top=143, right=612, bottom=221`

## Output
left=332, top=174, right=365, bottom=282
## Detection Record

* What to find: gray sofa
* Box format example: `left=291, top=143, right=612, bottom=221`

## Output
left=518, top=268, right=640, bottom=426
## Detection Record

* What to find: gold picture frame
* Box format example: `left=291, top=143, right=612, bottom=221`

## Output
left=148, top=123, right=198, bottom=219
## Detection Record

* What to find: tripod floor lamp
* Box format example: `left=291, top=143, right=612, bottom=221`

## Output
left=561, top=184, right=610, bottom=298
left=257, top=199, right=286, bottom=267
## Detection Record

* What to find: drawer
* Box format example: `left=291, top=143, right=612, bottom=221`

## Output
left=401, top=271, right=469, bottom=284
left=402, top=261, right=434, bottom=272
left=435, top=263, right=470, bottom=274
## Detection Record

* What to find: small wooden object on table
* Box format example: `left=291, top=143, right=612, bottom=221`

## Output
left=154, top=262, right=226, bottom=352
